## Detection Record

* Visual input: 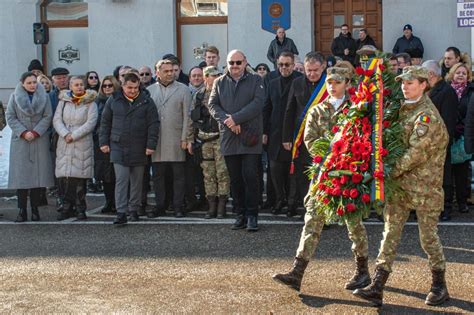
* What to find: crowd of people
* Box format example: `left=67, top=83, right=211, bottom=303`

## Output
left=1, top=24, right=472, bottom=233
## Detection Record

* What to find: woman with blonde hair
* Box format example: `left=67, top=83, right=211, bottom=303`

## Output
left=54, top=76, right=98, bottom=220
left=37, top=74, right=53, bottom=93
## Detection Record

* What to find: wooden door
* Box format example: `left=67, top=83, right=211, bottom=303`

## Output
left=315, top=0, right=382, bottom=57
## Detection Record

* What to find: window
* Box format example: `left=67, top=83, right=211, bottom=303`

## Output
left=180, top=0, right=228, bottom=17
left=46, top=0, right=88, bottom=21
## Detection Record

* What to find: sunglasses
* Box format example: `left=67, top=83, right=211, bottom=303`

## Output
left=140, top=72, right=150, bottom=77
left=277, top=63, right=292, bottom=68
left=88, top=75, right=98, bottom=80
left=228, top=60, right=243, bottom=66
left=102, top=84, right=113, bottom=88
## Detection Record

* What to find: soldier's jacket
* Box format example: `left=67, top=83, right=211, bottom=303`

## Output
left=304, top=97, right=349, bottom=156
left=391, top=94, right=448, bottom=211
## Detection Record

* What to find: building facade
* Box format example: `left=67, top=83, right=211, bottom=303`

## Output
left=0, top=0, right=471, bottom=103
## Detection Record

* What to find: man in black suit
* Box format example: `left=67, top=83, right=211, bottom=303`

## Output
left=264, top=51, right=303, bottom=216
left=282, top=52, right=326, bottom=216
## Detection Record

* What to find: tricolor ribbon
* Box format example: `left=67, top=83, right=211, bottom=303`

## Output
left=290, top=73, right=329, bottom=174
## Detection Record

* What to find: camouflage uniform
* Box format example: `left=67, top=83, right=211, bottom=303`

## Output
left=296, top=85, right=369, bottom=261
left=376, top=69, right=449, bottom=273
left=189, top=86, right=230, bottom=197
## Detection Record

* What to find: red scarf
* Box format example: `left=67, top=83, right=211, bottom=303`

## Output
left=124, top=92, right=139, bottom=103
left=451, top=81, right=467, bottom=100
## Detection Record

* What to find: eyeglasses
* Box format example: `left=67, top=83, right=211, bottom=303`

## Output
left=88, top=75, right=98, bottom=80
left=102, top=84, right=113, bottom=89
left=257, top=67, right=267, bottom=71
left=140, top=72, right=150, bottom=77
left=277, top=63, right=292, bottom=68
left=228, top=60, right=243, bottom=66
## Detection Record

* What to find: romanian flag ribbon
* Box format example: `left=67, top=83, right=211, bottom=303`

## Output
left=290, top=73, right=329, bottom=174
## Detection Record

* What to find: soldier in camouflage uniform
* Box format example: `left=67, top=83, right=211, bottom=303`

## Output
left=354, top=66, right=450, bottom=306
left=273, top=67, right=371, bottom=292
left=187, top=66, right=230, bottom=219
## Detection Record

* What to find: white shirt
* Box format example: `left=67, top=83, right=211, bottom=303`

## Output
left=328, top=95, right=345, bottom=111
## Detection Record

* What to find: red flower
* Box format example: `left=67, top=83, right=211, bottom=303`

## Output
left=378, top=64, right=386, bottom=71
left=363, top=143, right=372, bottom=153
left=364, top=69, right=374, bottom=77
left=383, top=120, right=391, bottom=128
left=381, top=148, right=389, bottom=157
left=383, top=88, right=392, bottom=96
left=332, top=125, right=339, bottom=133
left=352, top=173, right=363, bottom=184
left=342, top=189, right=350, bottom=197
left=322, top=172, right=329, bottom=180
left=366, top=93, right=373, bottom=102
left=373, top=171, right=384, bottom=179
left=351, top=142, right=363, bottom=154
left=348, top=87, right=356, bottom=95
left=355, top=67, right=365, bottom=75
left=349, top=188, right=359, bottom=199
left=340, top=175, right=349, bottom=185
left=349, top=164, right=358, bottom=173
left=343, top=108, right=349, bottom=114
left=318, top=183, right=326, bottom=190
left=313, top=155, right=323, bottom=163
left=331, top=187, right=342, bottom=196
left=332, top=140, right=347, bottom=155
left=362, top=124, right=372, bottom=135
left=323, top=198, right=330, bottom=205
left=359, top=163, right=369, bottom=172
left=331, top=178, right=340, bottom=187
left=362, top=117, right=370, bottom=125
left=362, top=194, right=371, bottom=203
left=352, top=153, right=362, bottom=161
left=337, top=206, right=345, bottom=216
left=346, top=203, right=357, bottom=213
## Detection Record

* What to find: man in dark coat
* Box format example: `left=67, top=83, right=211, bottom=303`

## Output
left=392, top=24, right=424, bottom=56
left=267, top=27, right=299, bottom=70
left=100, top=73, right=160, bottom=225
left=331, top=24, right=357, bottom=65
left=264, top=51, right=302, bottom=216
left=441, top=46, right=462, bottom=78
left=208, top=49, right=265, bottom=231
left=424, top=60, right=459, bottom=221
left=282, top=51, right=326, bottom=217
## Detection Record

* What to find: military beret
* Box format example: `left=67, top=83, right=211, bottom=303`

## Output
left=395, top=66, right=429, bottom=81
left=203, top=66, right=221, bottom=77
left=326, top=67, right=351, bottom=82
left=51, top=67, right=70, bottom=76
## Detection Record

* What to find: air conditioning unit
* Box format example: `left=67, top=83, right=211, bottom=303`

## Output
left=196, top=1, right=221, bottom=16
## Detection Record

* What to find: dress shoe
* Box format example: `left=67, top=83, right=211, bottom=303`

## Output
left=246, top=216, right=259, bottom=232
left=15, top=208, right=27, bottom=222
left=271, top=200, right=286, bottom=215
left=113, top=213, right=128, bottom=225
left=232, top=215, right=247, bottom=230
left=129, top=211, right=139, bottom=222
left=175, top=208, right=185, bottom=218
left=286, top=204, right=297, bottom=217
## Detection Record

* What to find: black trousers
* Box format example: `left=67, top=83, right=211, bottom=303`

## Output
left=288, top=148, right=311, bottom=207
left=58, top=177, right=87, bottom=210
left=17, top=188, right=42, bottom=209
left=450, top=161, right=470, bottom=205
left=185, top=152, right=206, bottom=204
left=224, top=154, right=260, bottom=217
left=152, top=162, right=185, bottom=210
left=141, top=157, right=152, bottom=206
left=270, top=160, right=290, bottom=203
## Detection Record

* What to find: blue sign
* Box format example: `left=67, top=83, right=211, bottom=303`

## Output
left=261, top=0, right=291, bottom=34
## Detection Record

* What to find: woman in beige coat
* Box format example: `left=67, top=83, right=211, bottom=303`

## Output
left=53, top=76, right=98, bottom=220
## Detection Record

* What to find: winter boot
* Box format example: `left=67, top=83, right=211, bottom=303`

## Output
left=345, top=256, right=371, bottom=290
left=15, top=208, right=27, bottom=222
left=425, top=269, right=450, bottom=306
left=31, top=207, right=40, bottom=221
left=205, top=196, right=217, bottom=219
left=352, top=267, right=390, bottom=307
left=217, top=195, right=227, bottom=219
left=272, top=257, right=309, bottom=291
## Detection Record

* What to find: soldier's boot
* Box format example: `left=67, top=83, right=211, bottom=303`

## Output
left=425, top=269, right=450, bottom=306
left=217, top=195, right=227, bottom=219
left=345, top=256, right=371, bottom=290
left=205, top=196, right=217, bottom=219
left=272, top=257, right=309, bottom=291
left=15, top=208, right=27, bottom=222
left=352, top=267, right=390, bottom=307
left=31, top=207, right=40, bottom=222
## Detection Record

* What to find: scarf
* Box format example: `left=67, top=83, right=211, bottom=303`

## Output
left=124, top=91, right=139, bottom=103
left=71, top=91, right=87, bottom=105
left=451, top=81, right=467, bottom=100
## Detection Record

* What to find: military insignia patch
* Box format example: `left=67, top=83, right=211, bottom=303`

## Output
left=415, top=123, right=429, bottom=137
left=418, top=115, right=431, bottom=123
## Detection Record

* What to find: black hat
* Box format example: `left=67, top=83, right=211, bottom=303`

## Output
left=28, top=59, right=44, bottom=73
left=403, top=24, right=412, bottom=31
left=162, top=53, right=180, bottom=64
left=405, top=48, right=423, bottom=59
left=326, top=55, right=337, bottom=67
left=51, top=67, right=70, bottom=76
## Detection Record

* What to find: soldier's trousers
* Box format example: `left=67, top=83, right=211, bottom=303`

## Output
left=201, top=139, right=230, bottom=196
left=296, top=201, right=369, bottom=261
left=376, top=203, right=446, bottom=273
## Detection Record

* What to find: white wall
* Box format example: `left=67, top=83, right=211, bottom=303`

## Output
left=383, top=0, right=471, bottom=61
left=228, top=0, right=313, bottom=68
left=0, top=0, right=39, bottom=103
left=87, top=0, right=176, bottom=77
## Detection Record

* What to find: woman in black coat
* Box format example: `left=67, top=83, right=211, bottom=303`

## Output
left=94, top=75, right=121, bottom=213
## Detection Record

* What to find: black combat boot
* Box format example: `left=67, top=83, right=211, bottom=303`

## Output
left=217, top=196, right=227, bottom=219
left=272, top=257, right=309, bottom=291
left=352, top=267, right=390, bottom=307
left=205, top=196, right=217, bottom=219
left=425, top=269, right=450, bottom=306
left=15, top=208, right=27, bottom=222
left=31, top=207, right=40, bottom=221
left=345, top=256, right=371, bottom=290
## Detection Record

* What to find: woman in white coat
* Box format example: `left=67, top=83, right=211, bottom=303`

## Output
left=54, top=76, right=98, bottom=220
left=7, top=72, right=54, bottom=222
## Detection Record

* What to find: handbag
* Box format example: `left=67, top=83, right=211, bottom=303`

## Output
left=451, top=136, right=472, bottom=164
